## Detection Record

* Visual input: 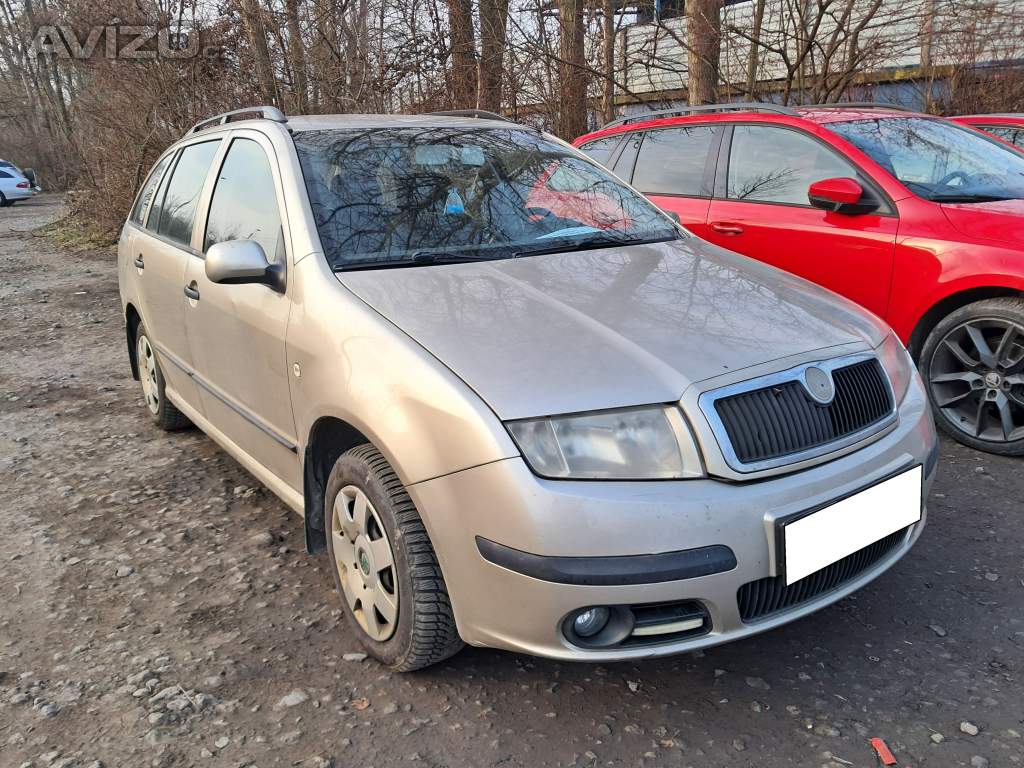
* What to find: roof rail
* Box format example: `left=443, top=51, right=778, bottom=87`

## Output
left=188, top=105, right=288, bottom=135
left=428, top=109, right=515, bottom=123
left=602, top=102, right=799, bottom=129
left=801, top=102, right=915, bottom=112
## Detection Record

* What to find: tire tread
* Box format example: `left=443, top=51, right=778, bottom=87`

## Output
left=337, top=444, right=463, bottom=671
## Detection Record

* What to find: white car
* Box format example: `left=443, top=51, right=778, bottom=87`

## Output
left=0, top=167, right=31, bottom=206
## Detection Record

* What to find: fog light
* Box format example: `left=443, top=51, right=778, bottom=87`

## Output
left=572, top=607, right=610, bottom=638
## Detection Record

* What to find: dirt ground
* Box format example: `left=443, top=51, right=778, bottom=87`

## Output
left=0, top=195, right=1021, bottom=768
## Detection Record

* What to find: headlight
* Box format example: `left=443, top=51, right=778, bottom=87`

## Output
left=876, top=331, right=914, bottom=404
left=506, top=406, right=704, bottom=480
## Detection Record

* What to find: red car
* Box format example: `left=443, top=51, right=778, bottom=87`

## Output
left=949, top=114, right=1024, bottom=149
left=574, top=103, right=1024, bottom=455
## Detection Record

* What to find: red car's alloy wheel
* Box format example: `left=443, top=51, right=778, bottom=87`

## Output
left=928, top=317, right=1024, bottom=443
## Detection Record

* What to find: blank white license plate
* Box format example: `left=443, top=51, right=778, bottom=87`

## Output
left=783, top=466, right=922, bottom=585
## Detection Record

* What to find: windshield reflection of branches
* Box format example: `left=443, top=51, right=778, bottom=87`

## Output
left=294, top=127, right=675, bottom=267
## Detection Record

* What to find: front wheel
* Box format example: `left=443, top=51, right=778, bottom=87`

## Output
left=324, top=444, right=463, bottom=671
left=920, top=298, right=1024, bottom=455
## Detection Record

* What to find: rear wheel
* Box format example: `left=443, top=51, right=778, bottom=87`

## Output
left=324, top=444, right=462, bottom=671
left=134, top=321, right=191, bottom=431
left=0, top=192, right=7, bottom=208
left=921, top=298, right=1024, bottom=455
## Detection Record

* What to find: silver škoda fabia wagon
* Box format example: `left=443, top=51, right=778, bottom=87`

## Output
left=118, top=106, right=938, bottom=670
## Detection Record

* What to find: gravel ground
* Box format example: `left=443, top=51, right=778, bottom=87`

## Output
left=1, top=195, right=1022, bottom=768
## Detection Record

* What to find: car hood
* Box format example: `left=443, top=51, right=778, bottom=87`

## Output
left=940, top=199, right=1024, bottom=246
left=337, top=238, right=886, bottom=420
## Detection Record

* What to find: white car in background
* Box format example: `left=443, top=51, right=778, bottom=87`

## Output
left=0, top=167, right=32, bottom=206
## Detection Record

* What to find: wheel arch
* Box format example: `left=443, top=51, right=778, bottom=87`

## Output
left=303, top=416, right=371, bottom=554
left=909, top=285, right=1024, bottom=361
left=125, top=303, right=143, bottom=380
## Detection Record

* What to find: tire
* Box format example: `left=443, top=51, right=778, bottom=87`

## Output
left=324, top=444, right=463, bottom=671
left=920, top=297, right=1024, bottom=455
left=133, top=320, right=191, bottom=431
left=0, top=193, right=7, bottom=208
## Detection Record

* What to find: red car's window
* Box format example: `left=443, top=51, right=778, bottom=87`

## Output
left=727, top=125, right=857, bottom=206
left=829, top=117, right=1024, bottom=203
left=633, top=126, right=717, bottom=196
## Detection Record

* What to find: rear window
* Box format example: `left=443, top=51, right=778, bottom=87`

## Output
left=0, top=170, right=10, bottom=179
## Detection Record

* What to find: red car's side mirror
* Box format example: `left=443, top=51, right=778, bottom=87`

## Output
left=808, top=177, right=876, bottom=215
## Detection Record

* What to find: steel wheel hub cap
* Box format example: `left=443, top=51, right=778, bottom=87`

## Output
left=929, top=318, right=1024, bottom=442
left=137, top=335, right=160, bottom=415
left=331, top=485, right=398, bottom=642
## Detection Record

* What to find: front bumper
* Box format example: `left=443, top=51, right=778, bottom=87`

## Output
left=407, top=376, right=937, bottom=661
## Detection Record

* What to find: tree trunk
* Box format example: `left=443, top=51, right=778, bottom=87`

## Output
left=744, top=0, right=766, bottom=99
left=240, top=0, right=280, bottom=107
left=446, top=0, right=477, bottom=108
left=687, top=0, right=722, bottom=105
left=478, top=0, right=509, bottom=112
left=284, top=0, right=308, bottom=112
left=601, top=0, right=615, bottom=124
left=557, top=0, right=587, bottom=138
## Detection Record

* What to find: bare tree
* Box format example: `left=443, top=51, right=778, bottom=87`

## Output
left=556, top=0, right=586, bottom=137
left=479, top=0, right=509, bottom=111
left=240, top=0, right=280, bottom=106
left=687, top=0, right=722, bottom=104
left=446, top=0, right=476, bottom=107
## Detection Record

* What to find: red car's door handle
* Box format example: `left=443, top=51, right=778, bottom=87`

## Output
left=710, top=221, right=745, bottom=235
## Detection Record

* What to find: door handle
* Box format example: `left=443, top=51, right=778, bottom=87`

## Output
left=710, top=221, right=745, bottom=236
left=183, top=281, right=200, bottom=301
left=134, top=255, right=145, bottom=269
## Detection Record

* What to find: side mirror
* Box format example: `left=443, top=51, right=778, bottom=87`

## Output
left=205, top=240, right=285, bottom=292
left=808, top=177, right=878, bottom=215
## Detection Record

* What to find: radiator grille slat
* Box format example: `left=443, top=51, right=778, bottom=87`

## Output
left=714, top=359, right=892, bottom=466
left=737, top=528, right=907, bottom=622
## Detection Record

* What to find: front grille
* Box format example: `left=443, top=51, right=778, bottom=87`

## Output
left=714, top=358, right=892, bottom=466
left=737, top=528, right=907, bottom=622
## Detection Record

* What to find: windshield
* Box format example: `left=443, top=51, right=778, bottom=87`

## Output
left=293, top=127, right=679, bottom=269
left=828, top=117, right=1024, bottom=203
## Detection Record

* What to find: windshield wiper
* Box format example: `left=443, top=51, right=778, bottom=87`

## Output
left=515, top=233, right=676, bottom=259
left=929, top=193, right=1018, bottom=203
left=335, top=251, right=503, bottom=272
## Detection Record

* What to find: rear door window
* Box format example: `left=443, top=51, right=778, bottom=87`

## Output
left=204, top=138, right=284, bottom=263
left=151, top=140, right=221, bottom=246
left=632, top=126, right=717, bottom=196
left=727, top=125, right=857, bottom=205
left=130, top=154, right=173, bottom=226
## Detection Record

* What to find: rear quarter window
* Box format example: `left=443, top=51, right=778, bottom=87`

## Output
left=130, top=154, right=173, bottom=227
left=577, top=135, right=623, bottom=167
